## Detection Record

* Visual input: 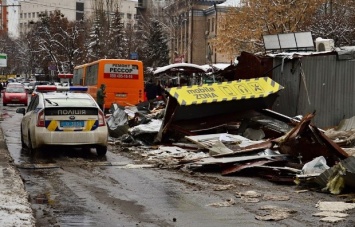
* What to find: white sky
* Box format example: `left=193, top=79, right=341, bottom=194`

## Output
left=218, top=0, right=241, bottom=7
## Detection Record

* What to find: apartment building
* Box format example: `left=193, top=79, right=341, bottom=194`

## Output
left=137, top=0, right=240, bottom=65
left=7, top=0, right=137, bottom=37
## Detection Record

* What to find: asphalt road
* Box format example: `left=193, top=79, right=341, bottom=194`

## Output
left=1, top=101, right=355, bottom=227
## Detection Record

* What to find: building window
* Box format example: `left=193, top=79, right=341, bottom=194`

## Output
left=76, top=12, right=84, bottom=21
left=120, top=13, right=125, bottom=18
left=212, top=18, right=215, bottom=32
left=207, top=19, right=210, bottom=32
left=127, top=13, right=132, bottom=19
left=20, top=13, right=22, bottom=19
left=76, top=2, right=84, bottom=12
left=32, top=12, right=35, bottom=18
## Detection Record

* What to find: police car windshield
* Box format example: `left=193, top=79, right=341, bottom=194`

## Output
left=44, top=98, right=96, bottom=107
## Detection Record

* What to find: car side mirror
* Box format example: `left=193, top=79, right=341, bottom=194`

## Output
left=16, top=108, right=26, bottom=115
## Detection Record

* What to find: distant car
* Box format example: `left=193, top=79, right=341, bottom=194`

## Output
left=16, top=86, right=108, bottom=156
left=3, top=86, right=28, bottom=106
left=27, top=81, right=51, bottom=94
left=7, top=82, right=24, bottom=87
left=22, top=82, right=31, bottom=93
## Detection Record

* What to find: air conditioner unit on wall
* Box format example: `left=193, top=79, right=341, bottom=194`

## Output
left=315, top=38, right=335, bottom=52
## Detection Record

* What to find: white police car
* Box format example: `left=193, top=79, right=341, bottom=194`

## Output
left=16, top=86, right=108, bottom=156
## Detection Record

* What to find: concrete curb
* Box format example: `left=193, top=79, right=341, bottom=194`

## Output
left=0, top=122, right=35, bottom=226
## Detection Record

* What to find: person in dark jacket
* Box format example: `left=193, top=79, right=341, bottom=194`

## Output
left=145, top=79, right=159, bottom=101
left=0, top=82, right=3, bottom=97
left=96, top=84, right=106, bottom=111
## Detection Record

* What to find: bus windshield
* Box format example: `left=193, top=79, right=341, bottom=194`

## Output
left=73, top=59, right=144, bottom=109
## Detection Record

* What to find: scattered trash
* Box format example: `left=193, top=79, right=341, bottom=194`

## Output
left=315, top=201, right=355, bottom=212
left=315, top=156, right=355, bottom=195
left=106, top=77, right=355, bottom=196
left=206, top=198, right=236, bottom=207
left=236, top=191, right=262, bottom=203
left=116, top=164, right=155, bottom=169
left=313, top=201, right=355, bottom=223
left=312, top=211, right=348, bottom=218
left=212, top=184, right=235, bottom=191
left=301, top=156, right=330, bottom=175
left=255, top=205, right=296, bottom=221
left=262, top=194, right=290, bottom=201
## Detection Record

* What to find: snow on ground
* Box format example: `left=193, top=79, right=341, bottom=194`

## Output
left=0, top=166, right=35, bottom=226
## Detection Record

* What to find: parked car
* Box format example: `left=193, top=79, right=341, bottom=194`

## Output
left=22, top=82, right=31, bottom=93
left=27, top=81, right=51, bottom=94
left=3, top=86, right=28, bottom=106
left=16, top=86, right=108, bottom=156
left=7, top=82, right=24, bottom=88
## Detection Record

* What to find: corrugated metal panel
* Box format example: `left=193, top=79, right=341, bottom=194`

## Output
left=271, top=54, right=355, bottom=128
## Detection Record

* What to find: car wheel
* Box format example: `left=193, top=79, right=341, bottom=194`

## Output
left=3, top=103, right=6, bottom=106
left=28, top=130, right=37, bottom=155
left=20, top=127, right=26, bottom=148
left=96, top=146, right=107, bottom=156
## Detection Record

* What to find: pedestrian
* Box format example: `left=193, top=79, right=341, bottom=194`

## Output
left=96, top=83, right=106, bottom=111
left=145, top=78, right=160, bottom=110
left=0, top=82, right=3, bottom=98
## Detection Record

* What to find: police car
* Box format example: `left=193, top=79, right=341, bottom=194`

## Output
left=16, top=86, right=108, bottom=156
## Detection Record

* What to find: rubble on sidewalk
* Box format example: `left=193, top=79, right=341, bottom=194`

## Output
left=106, top=77, right=355, bottom=196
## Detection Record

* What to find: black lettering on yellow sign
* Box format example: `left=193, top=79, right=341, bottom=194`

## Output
left=187, top=87, right=215, bottom=94
left=248, top=82, right=265, bottom=93
left=219, top=86, right=236, bottom=96
left=235, top=85, right=251, bottom=94
left=194, top=93, right=218, bottom=99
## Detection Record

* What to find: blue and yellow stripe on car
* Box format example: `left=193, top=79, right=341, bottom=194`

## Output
left=45, top=120, right=98, bottom=131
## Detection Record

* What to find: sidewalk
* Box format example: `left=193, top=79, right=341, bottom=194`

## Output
left=0, top=126, right=35, bottom=226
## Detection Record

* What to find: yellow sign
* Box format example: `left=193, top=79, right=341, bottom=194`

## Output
left=167, top=77, right=284, bottom=106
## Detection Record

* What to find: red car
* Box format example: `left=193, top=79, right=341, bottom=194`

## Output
left=3, top=86, right=28, bottom=106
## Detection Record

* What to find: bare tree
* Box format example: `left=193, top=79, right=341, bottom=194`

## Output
left=212, top=0, right=324, bottom=57
left=305, top=0, right=355, bottom=46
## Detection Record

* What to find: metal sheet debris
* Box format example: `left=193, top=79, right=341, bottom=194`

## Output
left=315, top=156, right=355, bottom=194
left=156, top=78, right=284, bottom=143
left=193, top=154, right=287, bottom=165
left=274, top=112, right=349, bottom=165
left=185, top=133, right=270, bottom=156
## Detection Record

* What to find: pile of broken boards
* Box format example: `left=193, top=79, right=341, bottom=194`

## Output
left=107, top=101, right=355, bottom=195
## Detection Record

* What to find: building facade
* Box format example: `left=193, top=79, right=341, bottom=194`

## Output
left=6, top=0, right=137, bottom=37
left=137, top=0, right=239, bottom=65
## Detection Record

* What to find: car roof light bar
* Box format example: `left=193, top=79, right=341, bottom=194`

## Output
left=36, top=85, right=88, bottom=92
left=35, top=85, right=57, bottom=92
left=68, top=86, right=88, bottom=92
